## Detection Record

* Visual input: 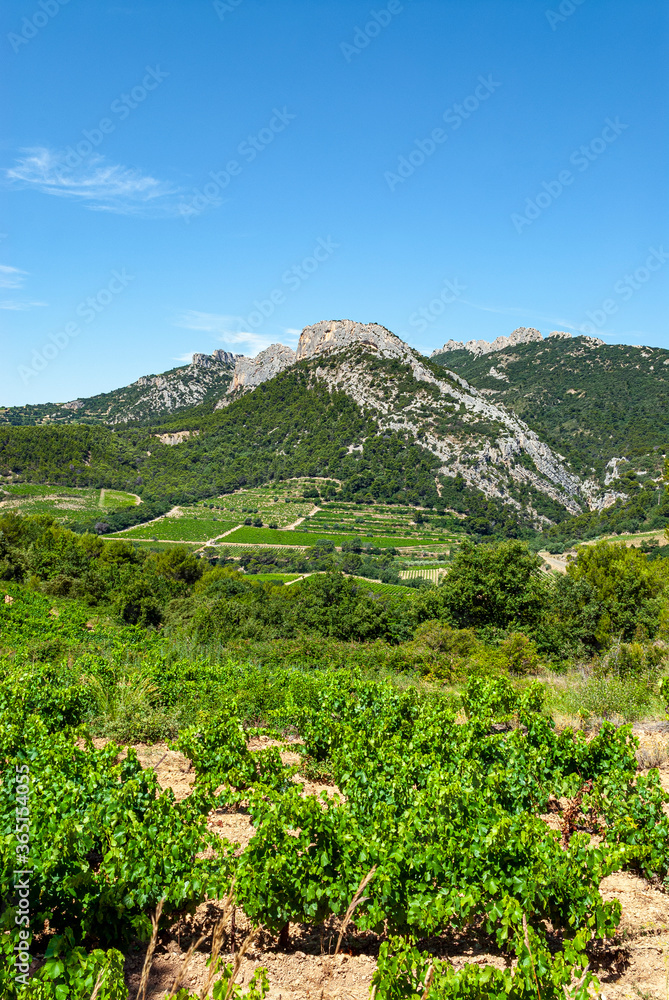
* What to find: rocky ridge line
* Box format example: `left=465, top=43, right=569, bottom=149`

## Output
left=216, top=319, right=622, bottom=516
left=430, top=327, right=607, bottom=357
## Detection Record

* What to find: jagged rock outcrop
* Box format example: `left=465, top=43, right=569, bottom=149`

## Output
left=224, top=343, right=296, bottom=396
left=548, top=331, right=572, bottom=340
left=431, top=327, right=544, bottom=358
left=217, top=321, right=414, bottom=406
left=296, top=319, right=404, bottom=361
left=192, top=350, right=239, bottom=368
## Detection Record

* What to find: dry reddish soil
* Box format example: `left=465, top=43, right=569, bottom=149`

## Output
left=115, top=728, right=669, bottom=999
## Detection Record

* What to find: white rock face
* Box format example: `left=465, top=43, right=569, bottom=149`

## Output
left=431, top=327, right=544, bottom=357
left=296, top=319, right=405, bottom=361
left=192, top=350, right=240, bottom=368
left=227, top=343, right=296, bottom=394
left=154, top=430, right=199, bottom=446
left=548, top=331, right=572, bottom=340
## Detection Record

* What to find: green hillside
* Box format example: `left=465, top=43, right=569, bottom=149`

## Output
left=0, top=369, right=446, bottom=508
left=432, top=337, right=669, bottom=478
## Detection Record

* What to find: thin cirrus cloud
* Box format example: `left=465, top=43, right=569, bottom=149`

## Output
left=0, top=299, right=47, bottom=311
left=4, top=147, right=183, bottom=217
left=0, top=264, right=27, bottom=289
left=457, top=298, right=616, bottom=339
left=0, top=263, right=47, bottom=310
left=173, top=310, right=285, bottom=356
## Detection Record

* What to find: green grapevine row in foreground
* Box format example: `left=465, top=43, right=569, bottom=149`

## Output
left=1, top=671, right=668, bottom=998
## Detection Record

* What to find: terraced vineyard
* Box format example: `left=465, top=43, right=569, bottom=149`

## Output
left=306, top=500, right=461, bottom=543
left=115, top=510, right=238, bottom=542
left=0, top=483, right=138, bottom=519
left=193, top=482, right=318, bottom=528
left=399, top=567, right=449, bottom=585
left=221, top=526, right=420, bottom=547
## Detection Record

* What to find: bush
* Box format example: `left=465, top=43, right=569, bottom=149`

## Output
left=437, top=540, right=548, bottom=631
left=405, top=620, right=478, bottom=678
left=566, top=671, right=653, bottom=723
left=498, top=632, right=540, bottom=675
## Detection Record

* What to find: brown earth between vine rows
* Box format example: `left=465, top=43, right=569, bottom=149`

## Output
left=116, top=730, right=669, bottom=999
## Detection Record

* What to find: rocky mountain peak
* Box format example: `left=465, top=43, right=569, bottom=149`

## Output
left=219, top=320, right=411, bottom=405
left=295, top=319, right=406, bottom=362
left=192, top=349, right=241, bottom=369
left=226, top=343, right=296, bottom=395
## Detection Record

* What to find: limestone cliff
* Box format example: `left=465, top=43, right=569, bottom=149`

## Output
left=431, top=327, right=544, bottom=357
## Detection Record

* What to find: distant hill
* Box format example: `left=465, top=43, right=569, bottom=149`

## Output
left=0, top=350, right=238, bottom=426
left=2, top=321, right=667, bottom=538
left=430, top=334, right=669, bottom=481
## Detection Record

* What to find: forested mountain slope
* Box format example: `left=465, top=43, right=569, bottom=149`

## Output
left=0, top=350, right=236, bottom=426
left=2, top=321, right=667, bottom=537
left=431, top=336, right=669, bottom=483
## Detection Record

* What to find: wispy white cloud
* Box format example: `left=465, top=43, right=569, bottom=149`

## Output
left=459, top=298, right=582, bottom=332
left=457, top=298, right=630, bottom=339
left=173, top=310, right=279, bottom=355
left=174, top=351, right=197, bottom=363
left=4, top=147, right=182, bottom=217
left=0, top=264, right=27, bottom=289
left=0, top=264, right=47, bottom=310
left=0, top=299, right=47, bottom=311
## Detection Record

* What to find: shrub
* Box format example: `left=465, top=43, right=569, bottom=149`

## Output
left=405, top=620, right=478, bottom=678
left=566, top=671, right=653, bottom=723
left=437, top=540, right=548, bottom=631
left=498, top=632, right=540, bottom=675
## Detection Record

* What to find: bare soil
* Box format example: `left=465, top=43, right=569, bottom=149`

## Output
left=118, top=729, right=669, bottom=999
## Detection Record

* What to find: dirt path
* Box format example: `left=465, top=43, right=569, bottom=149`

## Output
left=282, top=504, right=321, bottom=530
left=194, top=524, right=244, bottom=552
left=538, top=551, right=570, bottom=574
left=105, top=506, right=181, bottom=536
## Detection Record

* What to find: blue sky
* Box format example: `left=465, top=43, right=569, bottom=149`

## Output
left=1, top=0, right=668, bottom=406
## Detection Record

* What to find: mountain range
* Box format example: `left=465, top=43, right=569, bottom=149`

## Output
left=2, top=319, right=667, bottom=537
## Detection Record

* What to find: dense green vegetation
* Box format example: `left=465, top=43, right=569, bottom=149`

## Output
left=543, top=474, right=669, bottom=548
left=1, top=513, right=668, bottom=996
left=1, top=370, right=444, bottom=509
left=3, top=512, right=669, bottom=658
left=432, top=338, right=669, bottom=477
